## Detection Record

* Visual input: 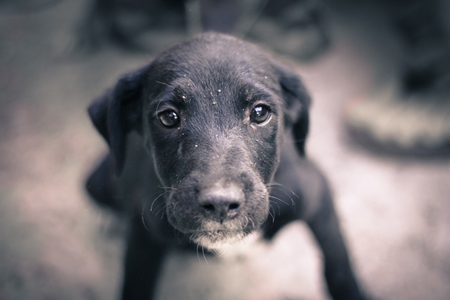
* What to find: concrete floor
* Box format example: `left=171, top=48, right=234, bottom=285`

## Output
left=0, top=1, right=449, bottom=299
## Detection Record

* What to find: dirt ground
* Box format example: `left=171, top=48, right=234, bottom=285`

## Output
left=1, top=1, right=450, bottom=299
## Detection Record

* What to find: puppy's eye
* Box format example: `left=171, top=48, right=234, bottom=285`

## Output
left=158, top=110, right=180, bottom=128
left=250, top=105, right=271, bottom=124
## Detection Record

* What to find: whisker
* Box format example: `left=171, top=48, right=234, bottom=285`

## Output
left=155, top=206, right=166, bottom=218
left=212, top=248, right=224, bottom=258
left=152, top=200, right=165, bottom=210
left=267, top=184, right=299, bottom=210
left=141, top=188, right=172, bottom=231
left=243, top=216, right=249, bottom=228
left=268, top=205, right=275, bottom=223
left=141, top=199, right=151, bottom=232
left=155, top=81, right=173, bottom=88
left=202, top=246, right=209, bottom=263
left=269, top=182, right=300, bottom=200
left=269, top=195, right=291, bottom=207
left=150, top=193, right=167, bottom=211
left=159, top=186, right=178, bottom=191
left=196, top=243, right=201, bottom=262
left=269, top=198, right=281, bottom=215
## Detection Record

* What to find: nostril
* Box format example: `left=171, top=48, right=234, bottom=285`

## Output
left=228, top=202, right=240, bottom=211
left=200, top=202, right=239, bottom=212
left=199, top=199, right=242, bottom=221
left=199, top=200, right=238, bottom=221
left=201, top=203, right=215, bottom=212
left=198, top=183, right=244, bottom=221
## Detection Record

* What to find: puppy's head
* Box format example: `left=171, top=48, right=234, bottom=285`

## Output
left=88, top=33, right=310, bottom=250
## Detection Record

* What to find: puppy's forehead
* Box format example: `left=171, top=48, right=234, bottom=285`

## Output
left=147, top=35, right=280, bottom=96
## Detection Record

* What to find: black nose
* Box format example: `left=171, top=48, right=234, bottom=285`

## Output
left=198, top=184, right=244, bottom=222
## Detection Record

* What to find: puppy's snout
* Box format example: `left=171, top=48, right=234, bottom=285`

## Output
left=198, top=184, right=244, bottom=222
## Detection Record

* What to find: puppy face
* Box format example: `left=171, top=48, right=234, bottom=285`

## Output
left=143, top=39, right=284, bottom=249
left=88, top=33, right=310, bottom=250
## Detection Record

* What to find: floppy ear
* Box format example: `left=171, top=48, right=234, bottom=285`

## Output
left=277, top=64, right=311, bottom=157
left=88, top=66, right=149, bottom=175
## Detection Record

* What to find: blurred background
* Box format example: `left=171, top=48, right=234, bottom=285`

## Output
left=0, top=0, right=449, bottom=299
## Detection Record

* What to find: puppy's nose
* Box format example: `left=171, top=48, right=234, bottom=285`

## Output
left=198, top=184, right=244, bottom=222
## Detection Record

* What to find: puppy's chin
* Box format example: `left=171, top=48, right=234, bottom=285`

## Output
left=180, top=219, right=261, bottom=251
left=191, top=230, right=250, bottom=251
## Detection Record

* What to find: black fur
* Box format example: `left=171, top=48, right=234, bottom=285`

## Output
left=85, top=33, right=367, bottom=300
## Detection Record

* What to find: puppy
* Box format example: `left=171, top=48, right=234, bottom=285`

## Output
left=86, top=32, right=367, bottom=300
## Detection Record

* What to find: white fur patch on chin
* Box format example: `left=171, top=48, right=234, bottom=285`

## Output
left=193, top=230, right=261, bottom=253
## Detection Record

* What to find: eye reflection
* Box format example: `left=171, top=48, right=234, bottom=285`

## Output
left=250, top=105, right=271, bottom=124
left=158, top=110, right=180, bottom=128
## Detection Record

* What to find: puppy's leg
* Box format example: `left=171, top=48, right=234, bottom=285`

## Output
left=307, top=187, right=366, bottom=300
left=121, top=215, right=166, bottom=300
left=267, top=157, right=368, bottom=300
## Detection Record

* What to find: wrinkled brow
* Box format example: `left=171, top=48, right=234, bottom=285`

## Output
left=145, top=89, right=183, bottom=113
left=146, top=75, right=279, bottom=112
left=145, top=78, right=193, bottom=110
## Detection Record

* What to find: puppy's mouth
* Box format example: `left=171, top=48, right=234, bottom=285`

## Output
left=164, top=176, right=270, bottom=250
left=189, top=228, right=254, bottom=250
left=170, top=217, right=259, bottom=250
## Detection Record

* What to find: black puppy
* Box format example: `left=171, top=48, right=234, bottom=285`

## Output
left=86, top=32, right=367, bottom=300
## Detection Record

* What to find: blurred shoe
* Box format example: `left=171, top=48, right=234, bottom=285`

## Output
left=344, top=79, right=450, bottom=155
left=245, top=0, right=330, bottom=62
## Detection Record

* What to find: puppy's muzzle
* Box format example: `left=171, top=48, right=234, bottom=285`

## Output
left=198, top=182, right=244, bottom=223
